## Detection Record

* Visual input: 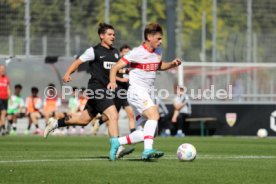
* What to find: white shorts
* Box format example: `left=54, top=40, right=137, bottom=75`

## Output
left=127, top=85, right=155, bottom=127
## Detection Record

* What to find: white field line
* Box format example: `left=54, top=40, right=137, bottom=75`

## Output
left=1, top=155, right=276, bottom=163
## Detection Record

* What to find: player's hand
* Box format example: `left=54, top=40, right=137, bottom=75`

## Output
left=171, top=117, right=177, bottom=123
left=171, top=58, right=182, bottom=67
left=107, top=82, right=117, bottom=91
left=63, top=73, right=72, bottom=83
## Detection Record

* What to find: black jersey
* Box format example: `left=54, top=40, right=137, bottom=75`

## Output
left=116, top=68, right=129, bottom=90
left=79, top=44, right=120, bottom=89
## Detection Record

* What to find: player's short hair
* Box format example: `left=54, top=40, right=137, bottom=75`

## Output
left=120, top=44, right=131, bottom=52
left=144, top=23, right=163, bottom=41
left=98, top=23, right=114, bottom=35
left=14, top=84, right=22, bottom=89
left=48, top=83, right=55, bottom=87
left=72, top=86, right=78, bottom=91
left=31, top=87, right=39, bottom=93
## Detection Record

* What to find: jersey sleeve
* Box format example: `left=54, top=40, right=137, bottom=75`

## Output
left=121, top=48, right=140, bottom=64
left=79, top=47, right=95, bottom=62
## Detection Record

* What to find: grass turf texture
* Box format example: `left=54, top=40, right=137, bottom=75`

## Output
left=1, top=136, right=276, bottom=184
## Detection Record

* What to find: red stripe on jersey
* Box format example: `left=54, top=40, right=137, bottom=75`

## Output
left=142, top=43, right=154, bottom=53
left=130, top=62, right=160, bottom=71
left=144, top=135, right=154, bottom=140
left=121, top=57, right=129, bottom=64
left=136, top=115, right=141, bottom=121
left=126, top=135, right=131, bottom=144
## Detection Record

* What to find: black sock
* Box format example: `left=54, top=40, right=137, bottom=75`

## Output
left=27, top=123, right=31, bottom=130
left=35, top=124, right=39, bottom=129
left=99, top=119, right=105, bottom=125
left=130, top=128, right=136, bottom=133
left=57, top=118, right=66, bottom=128
left=1, top=125, right=5, bottom=130
left=8, top=120, right=13, bottom=125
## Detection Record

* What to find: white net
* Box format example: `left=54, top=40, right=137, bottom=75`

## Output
left=170, top=62, right=276, bottom=103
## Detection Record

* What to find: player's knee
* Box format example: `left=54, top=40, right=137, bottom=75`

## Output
left=147, top=113, right=160, bottom=121
left=108, top=113, right=119, bottom=122
left=127, top=109, right=134, bottom=118
left=79, top=113, right=91, bottom=125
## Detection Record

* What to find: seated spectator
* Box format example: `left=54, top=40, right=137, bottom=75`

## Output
left=43, top=83, right=62, bottom=127
left=171, top=87, right=192, bottom=137
left=25, top=87, right=43, bottom=135
left=7, top=84, right=25, bottom=135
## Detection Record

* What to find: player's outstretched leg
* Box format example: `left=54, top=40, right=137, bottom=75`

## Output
left=109, top=137, right=120, bottom=161
left=141, top=149, right=164, bottom=160
left=44, top=117, right=58, bottom=138
left=141, top=119, right=164, bottom=161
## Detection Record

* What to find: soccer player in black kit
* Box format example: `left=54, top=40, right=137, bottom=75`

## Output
left=44, top=23, right=122, bottom=161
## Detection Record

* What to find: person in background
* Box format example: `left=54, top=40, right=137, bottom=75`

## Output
left=25, top=87, right=43, bottom=135
left=153, top=96, right=170, bottom=137
left=67, top=86, right=80, bottom=135
left=7, top=84, right=25, bottom=135
left=78, top=87, right=88, bottom=135
left=171, top=86, right=192, bottom=137
left=0, top=65, right=11, bottom=136
left=43, top=83, right=62, bottom=127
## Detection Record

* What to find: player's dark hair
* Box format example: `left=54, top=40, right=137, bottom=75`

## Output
left=144, top=23, right=163, bottom=41
left=31, top=87, right=39, bottom=93
left=98, top=23, right=114, bottom=35
left=72, top=86, right=78, bottom=91
left=15, top=84, right=22, bottom=89
left=48, top=83, right=55, bottom=87
left=120, top=44, right=131, bottom=52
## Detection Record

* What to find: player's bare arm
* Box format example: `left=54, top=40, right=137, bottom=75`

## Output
left=116, top=76, right=129, bottom=83
left=158, top=58, right=182, bottom=71
left=107, top=59, right=127, bottom=90
left=174, top=102, right=186, bottom=111
left=63, top=59, right=83, bottom=83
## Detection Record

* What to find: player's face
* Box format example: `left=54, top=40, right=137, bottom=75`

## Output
left=149, top=33, right=162, bottom=49
left=100, top=29, right=116, bottom=47
left=15, top=87, right=22, bottom=95
left=120, top=48, right=130, bottom=57
left=0, top=65, right=5, bottom=76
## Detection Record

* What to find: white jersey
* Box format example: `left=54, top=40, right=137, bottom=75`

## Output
left=122, top=43, right=162, bottom=89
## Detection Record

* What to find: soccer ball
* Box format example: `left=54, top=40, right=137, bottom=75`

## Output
left=177, top=143, right=197, bottom=161
left=257, top=128, right=268, bottom=138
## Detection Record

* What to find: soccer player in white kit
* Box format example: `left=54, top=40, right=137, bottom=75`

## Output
left=107, top=23, right=181, bottom=160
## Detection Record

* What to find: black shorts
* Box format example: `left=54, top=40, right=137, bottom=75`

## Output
left=84, top=85, right=115, bottom=117
left=0, top=99, right=8, bottom=111
left=114, top=85, right=129, bottom=110
left=85, top=98, right=115, bottom=117
left=114, top=98, right=129, bottom=110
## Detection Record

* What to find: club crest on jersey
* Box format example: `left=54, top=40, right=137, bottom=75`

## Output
left=103, top=61, right=116, bottom=69
left=225, top=113, right=237, bottom=127
left=114, top=53, right=119, bottom=59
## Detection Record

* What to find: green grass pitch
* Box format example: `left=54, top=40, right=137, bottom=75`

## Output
left=1, top=136, right=276, bottom=184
